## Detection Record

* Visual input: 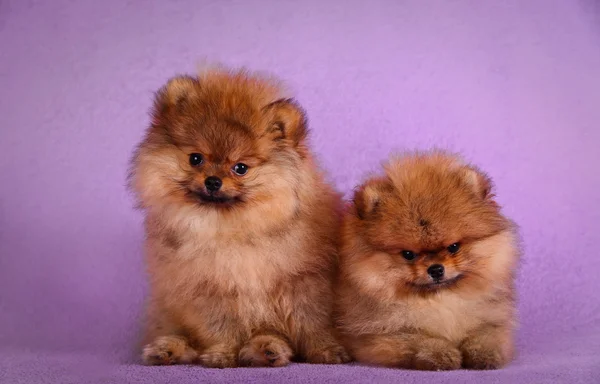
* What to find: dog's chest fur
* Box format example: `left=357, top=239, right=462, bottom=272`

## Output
left=394, top=291, right=509, bottom=342
left=148, top=210, right=312, bottom=328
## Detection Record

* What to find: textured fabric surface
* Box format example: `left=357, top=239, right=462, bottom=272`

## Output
left=1, top=0, right=599, bottom=383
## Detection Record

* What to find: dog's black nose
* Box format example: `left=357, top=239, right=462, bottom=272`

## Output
left=204, top=176, right=222, bottom=192
left=427, top=264, right=445, bottom=279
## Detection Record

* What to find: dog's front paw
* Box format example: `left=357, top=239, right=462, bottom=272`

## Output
left=238, top=334, right=293, bottom=367
left=142, top=335, right=197, bottom=365
left=413, top=345, right=462, bottom=371
left=306, top=344, right=351, bottom=364
left=461, top=340, right=508, bottom=369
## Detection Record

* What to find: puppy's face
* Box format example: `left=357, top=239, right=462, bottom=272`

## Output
left=131, top=73, right=308, bottom=211
left=352, top=153, right=513, bottom=295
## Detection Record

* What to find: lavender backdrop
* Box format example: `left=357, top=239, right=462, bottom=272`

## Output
left=1, top=0, right=599, bottom=383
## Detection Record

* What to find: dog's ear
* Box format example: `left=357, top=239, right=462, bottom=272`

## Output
left=461, top=166, right=496, bottom=203
left=353, top=178, right=392, bottom=220
left=158, top=75, right=199, bottom=106
left=151, top=76, right=199, bottom=126
left=262, top=98, right=308, bottom=147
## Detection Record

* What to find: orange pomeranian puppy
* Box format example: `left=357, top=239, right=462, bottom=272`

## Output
left=129, top=68, right=349, bottom=368
left=335, top=151, right=519, bottom=370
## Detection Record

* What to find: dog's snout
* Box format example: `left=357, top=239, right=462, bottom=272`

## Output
left=427, top=264, right=445, bottom=279
left=204, top=176, right=222, bottom=192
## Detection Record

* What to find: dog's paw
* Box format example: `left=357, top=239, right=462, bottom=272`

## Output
left=461, top=341, right=508, bottom=370
left=306, top=344, right=351, bottom=364
left=142, top=335, right=197, bottom=365
left=413, top=346, right=462, bottom=371
left=238, top=334, right=293, bottom=367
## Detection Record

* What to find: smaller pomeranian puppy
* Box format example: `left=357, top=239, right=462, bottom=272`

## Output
left=129, top=67, right=349, bottom=367
left=335, top=151, right=519, bottom=370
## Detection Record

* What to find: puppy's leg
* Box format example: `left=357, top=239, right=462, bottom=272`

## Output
left=412, top=336, right=463, bottom=371
left=142, top=335, right=198, bottom=365
left=140, top=309, right=199, bottom=365
left=461, top=325, right=514, bottom=370
left=238, top=332, right=294, bottom=367
left=350, top=334, right=461, bottom=370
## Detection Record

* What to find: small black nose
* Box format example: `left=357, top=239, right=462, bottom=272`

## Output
left=427, top=264, right=445, bottom=279
left=204, top=176, right=222, bottom=192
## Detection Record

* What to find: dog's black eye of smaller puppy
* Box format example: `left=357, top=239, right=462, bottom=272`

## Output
left=447, top=243, right=460, bottom=254
left=189, top=153, right=204, bottom=166
left=233, top=163, right=249, bottom=175
left=401, top=250, right=417, bottom=261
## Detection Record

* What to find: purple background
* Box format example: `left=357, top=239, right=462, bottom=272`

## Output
left=1, top=0, right=599, bottom=382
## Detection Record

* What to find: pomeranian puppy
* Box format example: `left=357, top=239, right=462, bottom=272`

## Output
left=129, top=68, right=349, bottom=368
left=335, top=151, right=519, bottom=370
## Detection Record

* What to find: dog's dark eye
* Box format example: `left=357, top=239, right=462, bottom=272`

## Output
left=401, top=250, right=417, bottom=261
left=447, top=243, right=460, bottom=254
left=189, top=153, right=204, bottom=166
left=232, top=163, right=249, bottom=175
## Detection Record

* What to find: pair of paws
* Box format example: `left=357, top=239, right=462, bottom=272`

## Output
left=409, top=339, right=509, bottom=370
left=142, top=335, right=350, bottom=368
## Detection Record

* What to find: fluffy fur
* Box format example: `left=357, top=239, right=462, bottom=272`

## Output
left=129, top=68, right=349, bottom=368
left=335, top=151, right=519, bottom=370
